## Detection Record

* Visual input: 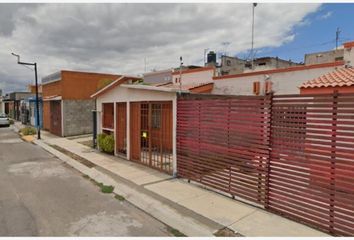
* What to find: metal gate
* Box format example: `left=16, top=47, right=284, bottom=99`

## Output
left=177, top=94, right=271, bottom=205
left=177, top=92, right=354, bottom=236
left=50, top=100, right=62, bottom=136
left=130, top=101, right=173, bottom=174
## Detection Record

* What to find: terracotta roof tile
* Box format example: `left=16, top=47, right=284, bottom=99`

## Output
left=300, top=67, right=354, bottom=89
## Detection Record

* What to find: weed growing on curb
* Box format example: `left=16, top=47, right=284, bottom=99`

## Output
left=114, top=194, right=125, bottom=201
left=98, top=183, right=114, bottom=193
left=166, top=226, right=186, bottom=237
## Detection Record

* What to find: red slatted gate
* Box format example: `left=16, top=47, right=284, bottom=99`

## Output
left=177, top=92, right=354, bottom=236
left=177, top=94, right=271, bottom=205
left=269, top=93, right=354, bottom=236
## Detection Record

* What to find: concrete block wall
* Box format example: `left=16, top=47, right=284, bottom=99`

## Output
left=62, top=99, right=95, bottom=136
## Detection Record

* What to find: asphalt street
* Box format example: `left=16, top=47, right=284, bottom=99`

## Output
left=0, top=127, right=171, bottom=236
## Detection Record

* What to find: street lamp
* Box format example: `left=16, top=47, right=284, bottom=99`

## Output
left=11, top=53, right=41, bottom=140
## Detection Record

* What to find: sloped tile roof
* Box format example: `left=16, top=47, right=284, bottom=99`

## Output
left=300, top=67, right=354, bottom=89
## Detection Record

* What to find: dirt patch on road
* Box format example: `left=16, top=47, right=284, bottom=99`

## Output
left=69, top=211, right=143, bottom=236
left=7, top=161, right=70, bottom=179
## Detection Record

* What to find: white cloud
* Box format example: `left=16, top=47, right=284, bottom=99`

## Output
left=317, top=11, right=332, bottom=20
left=0, top=3, right=321, bottom=93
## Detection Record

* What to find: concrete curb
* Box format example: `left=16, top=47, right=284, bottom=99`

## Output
left=34, top=139, right=220, bottom=237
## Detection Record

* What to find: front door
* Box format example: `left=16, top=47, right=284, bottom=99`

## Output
left=130, top=101, right=173, bottom=174
left=50, top=101, right=62, bottom=136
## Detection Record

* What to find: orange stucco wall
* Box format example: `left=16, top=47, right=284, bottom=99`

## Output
left=42, top=70, right=120, bottom=135
left=42, top=80, right=62, bottom=98
left=42, top=71, right=120, bottom=100
left=300, top=86, right=354, bottom=94
left=61, top=71, right=119, bottom=100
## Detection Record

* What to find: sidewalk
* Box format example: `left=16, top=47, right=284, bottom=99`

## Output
left=16, top=124, right=328, bottom=236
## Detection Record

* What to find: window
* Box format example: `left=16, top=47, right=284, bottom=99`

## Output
left=253, top=81, right=260, bottom=95
left=258, top=62, right=266, bottom=66
left=102, top=103, right=114, bottom=129
left=151, top=104, right=161, bottom=129
left=265, top=80, right=273, bottom=94
left=335, top=56, right=344, bottom=61
left=226, top=60, right=232, bottom=66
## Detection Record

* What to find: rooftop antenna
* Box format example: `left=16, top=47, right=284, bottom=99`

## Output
left=335, top=27, right=341, bottom=50
left=144, top=57, right=147, bottom=73
left=221, top=42, right=231, bottom=56
left=251, top=3, right=257, bottom=69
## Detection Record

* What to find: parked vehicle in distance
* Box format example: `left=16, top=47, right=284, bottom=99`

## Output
left=0, top=113, right=10, bottom=127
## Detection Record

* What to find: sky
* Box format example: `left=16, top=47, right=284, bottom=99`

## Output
left=0, top=3, right=353, bottom=94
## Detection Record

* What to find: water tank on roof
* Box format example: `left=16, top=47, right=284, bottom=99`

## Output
left=207, top=51, right=217, bottom=64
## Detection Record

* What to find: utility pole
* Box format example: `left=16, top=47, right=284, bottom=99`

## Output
left=251, top=3, right=257, bottom=69
left=11, top=53, right=41, bottom=140
left=335, top=27, right=341, bottom=50
left=179, top=56, right=183, bottom=93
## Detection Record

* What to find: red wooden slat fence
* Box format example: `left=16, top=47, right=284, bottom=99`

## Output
left=177, top=92, right=354, bottom=236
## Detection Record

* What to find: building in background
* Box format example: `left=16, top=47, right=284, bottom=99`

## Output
left=205, top=51, right=301, bottom=76
left=3, top=92, right=36, bottom=120
left=21, top=96, right=43, bottom=128
left=143, top=69, right=172, bottom=85
left=20, top=84, right=43, bottom=126
left=211, top=41, right=354, bottom=96
left=143, top=65, right=203, bottom=85
left=305, top=48, right=344, bottom=65
left=42, top=70, right=120, bottom=137
left=171, top=66, right=215, bottom=93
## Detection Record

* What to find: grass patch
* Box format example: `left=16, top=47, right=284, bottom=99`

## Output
left=97, top=183, right=114, bottom=193
left=114, top=194, right=125, bottom=201
left=20, top=126, right=37, bottom=136
left=82, top=174, right=90, bottom=179
left=84, top=176, right=114, bottom=194
left=166, top=226, right=186, bottom=237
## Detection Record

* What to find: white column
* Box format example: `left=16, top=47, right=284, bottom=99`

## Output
left=126, top=101, right=131, bottom=160
left=61, top=100, right=64, bottom=137
left=114, top=102, right=117, bottom=156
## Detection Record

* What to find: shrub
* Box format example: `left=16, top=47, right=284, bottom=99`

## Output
left=20, top=126, right=37, bottom=136
left=97, top=133, right=115, bottom=154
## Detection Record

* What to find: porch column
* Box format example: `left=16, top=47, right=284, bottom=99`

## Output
left=114, top=102, right=117, bottom=156
left=172, top=96, right=177, bottom=177
left=126, top=101, right=131, bottom=160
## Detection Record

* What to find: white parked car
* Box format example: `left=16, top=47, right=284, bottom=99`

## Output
left=0, top=113, right=10, bottom=127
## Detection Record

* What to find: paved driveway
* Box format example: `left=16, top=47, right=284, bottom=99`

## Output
left=0, top=127, right=171, bottom=236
